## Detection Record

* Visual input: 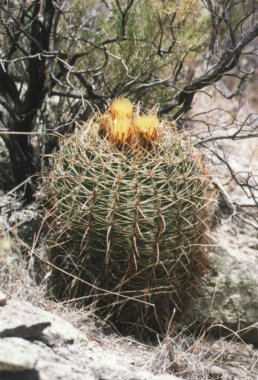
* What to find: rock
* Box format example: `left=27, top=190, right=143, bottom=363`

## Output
left=0, top=337, right=94, bottom=380
left=0, top=300, right=81, bottom=344
left=0, top=292, right=7, bottom=306
left=184, top=246, right=258, bottom=346
left=0, top=338, right=38, bottom=371
left=0, top=300, right=51, bottom=339
left=0, top=299, right=181, bottom=380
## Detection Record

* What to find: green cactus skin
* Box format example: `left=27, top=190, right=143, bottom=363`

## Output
left=45, top=121, right=215, bottom=337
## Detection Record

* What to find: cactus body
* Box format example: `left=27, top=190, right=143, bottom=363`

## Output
left=46, top=108, right=215, bottom=337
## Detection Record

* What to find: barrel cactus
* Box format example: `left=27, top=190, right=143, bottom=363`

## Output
left=45, top=99, right=216, bottom=337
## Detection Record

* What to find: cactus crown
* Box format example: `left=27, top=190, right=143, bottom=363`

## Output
left=101, top=98, right=160, bottom=144
left=45, top=99, right=216, bottom=338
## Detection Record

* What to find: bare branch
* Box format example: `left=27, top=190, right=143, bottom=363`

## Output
left=158, top=22, right=258, bottom=118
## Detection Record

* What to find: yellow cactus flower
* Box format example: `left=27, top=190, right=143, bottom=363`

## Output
left=100, top=99, right=160, bottom=145
left=109, top=98, right=133, bottom=119
left=108, top=117, right=133, bottom=143
left=134, top=114, right=159, bottom=142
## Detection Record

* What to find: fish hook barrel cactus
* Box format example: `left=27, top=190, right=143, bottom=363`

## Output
left=45, top=98, right=216, bottom=338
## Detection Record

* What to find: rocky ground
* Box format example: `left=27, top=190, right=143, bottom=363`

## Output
left=0, top=299, right=181, bottom=380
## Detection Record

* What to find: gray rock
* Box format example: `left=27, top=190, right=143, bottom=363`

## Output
left=0, top=299, right=181, bottom=380
left=0, top=300, right=81, bottom=344
left=0, top=338, right=38, bottom=371
left=0, top=300, right=51, bottom=339
left=184, top=247, right=258, bottom=346
left=0, top=337, right=93, bottom=380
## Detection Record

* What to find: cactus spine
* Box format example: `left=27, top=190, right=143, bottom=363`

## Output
left=46, top=99, right=215, bottom=337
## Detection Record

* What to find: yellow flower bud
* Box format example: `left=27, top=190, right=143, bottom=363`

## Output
left=109, top=98, right=133, bottom=119
left=109, top=117, right=133, bottom=143
left=134, top=114, right=159, bottom=142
